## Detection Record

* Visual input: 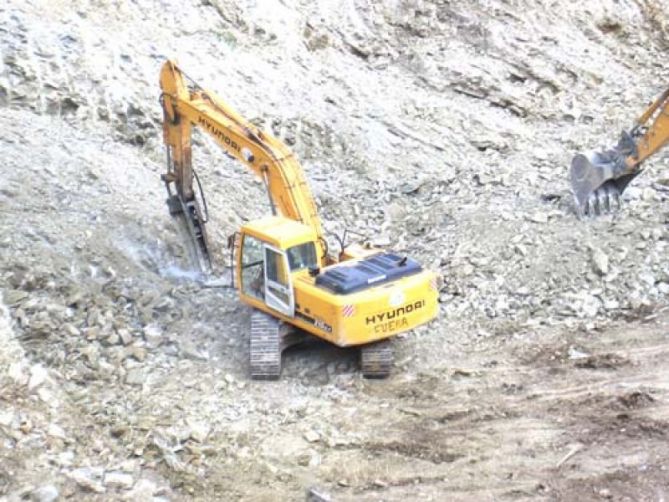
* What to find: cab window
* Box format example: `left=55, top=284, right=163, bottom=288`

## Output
left=286, top=242, right=317, bottom=271
left=240, top=235, right=265, bottom=299
left=266, top=248, right=288, bottom=283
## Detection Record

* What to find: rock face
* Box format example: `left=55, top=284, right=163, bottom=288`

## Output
left=1, top=0, right=669, bottom=500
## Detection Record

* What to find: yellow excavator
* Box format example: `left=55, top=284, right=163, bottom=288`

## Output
left=158, top=60, right=439, bottom=379
left=570, top=86, right=669, bottom=216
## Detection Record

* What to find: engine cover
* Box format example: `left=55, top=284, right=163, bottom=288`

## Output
left=315, top=253, right=422, bottom=294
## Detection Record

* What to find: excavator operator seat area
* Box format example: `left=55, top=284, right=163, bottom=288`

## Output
left=287, top=242, right=317, bottom=271
left=238, top=227, right=297, bottom=317
left=263, top=245, right=294, bottom=316
left=240, top=234, right=265, bottom=300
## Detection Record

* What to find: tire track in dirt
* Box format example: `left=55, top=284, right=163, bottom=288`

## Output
left=322, top=317, right=669, bottom=500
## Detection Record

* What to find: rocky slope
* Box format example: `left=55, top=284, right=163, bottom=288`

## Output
left=1, top=0, right=669, bottom=500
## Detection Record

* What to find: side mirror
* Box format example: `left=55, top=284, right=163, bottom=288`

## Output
left=308, top=266, right=320, bottom=277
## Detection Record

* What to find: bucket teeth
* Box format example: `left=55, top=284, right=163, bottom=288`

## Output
left=598, top=189, right=609, bottom=212
left=581, top=182, right=622, bottom=217
left=608, top=184, right=621, bottom=211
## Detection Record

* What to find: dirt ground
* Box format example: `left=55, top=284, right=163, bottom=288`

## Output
left=1, top=0, right=669, bottom=500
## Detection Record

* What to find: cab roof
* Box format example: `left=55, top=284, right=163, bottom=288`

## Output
left=242, top=215, right=317, bottom=249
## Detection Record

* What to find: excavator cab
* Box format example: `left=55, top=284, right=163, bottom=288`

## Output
left=237, top=216, right=319, bottom=318
left=234, top=214, right=438, bottom=379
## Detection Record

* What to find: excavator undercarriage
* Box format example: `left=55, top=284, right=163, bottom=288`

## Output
left=249, top=311, right=394, bottom=379
left=359, top=339, right=394, bottom=378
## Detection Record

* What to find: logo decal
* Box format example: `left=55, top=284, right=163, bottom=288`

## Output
left=389, top=290, right=405, bottom=307
left=365, top=300, right=426, bottom=325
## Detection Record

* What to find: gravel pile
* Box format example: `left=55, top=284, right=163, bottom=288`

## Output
left=2, top=0, right=669, bottom=499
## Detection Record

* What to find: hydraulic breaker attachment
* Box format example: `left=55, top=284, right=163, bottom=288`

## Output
left=162, top=172, right=212, bottom=274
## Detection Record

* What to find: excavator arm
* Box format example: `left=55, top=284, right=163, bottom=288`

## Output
left=570, top=86, right=669, bottom=216
left=159, top=60, right=326, bottom=270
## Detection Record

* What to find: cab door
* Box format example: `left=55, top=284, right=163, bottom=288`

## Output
left=263, top=245, right=295, bottom=317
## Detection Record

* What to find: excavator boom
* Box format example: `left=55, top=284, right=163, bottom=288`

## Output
left=157, top=60, right=439, bottom=379
left=159, top=61, right=326, bottom=268
left=570, top=86, right=669, bottom=217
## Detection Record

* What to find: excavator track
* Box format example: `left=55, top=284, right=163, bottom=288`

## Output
left=250, top=310, right=282, bottom=380
left=360, top=339, right=393, bottom=379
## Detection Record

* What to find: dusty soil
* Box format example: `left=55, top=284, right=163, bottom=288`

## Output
left=1, top=0, right=669, bottom=500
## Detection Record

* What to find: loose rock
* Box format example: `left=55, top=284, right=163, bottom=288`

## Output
left=104, top=471, right=134, bottom=490
left=31, top=484, right=59, bottom=502
left=591, top=248, right=609, bottom=276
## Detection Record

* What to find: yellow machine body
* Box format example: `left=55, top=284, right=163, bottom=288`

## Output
left=236, top=217, right=439, bottom=347
left=158, top=59, right=439, bottom=376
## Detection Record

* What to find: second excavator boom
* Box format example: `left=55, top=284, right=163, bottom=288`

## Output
left=570, top=86, right=669, bottom=217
